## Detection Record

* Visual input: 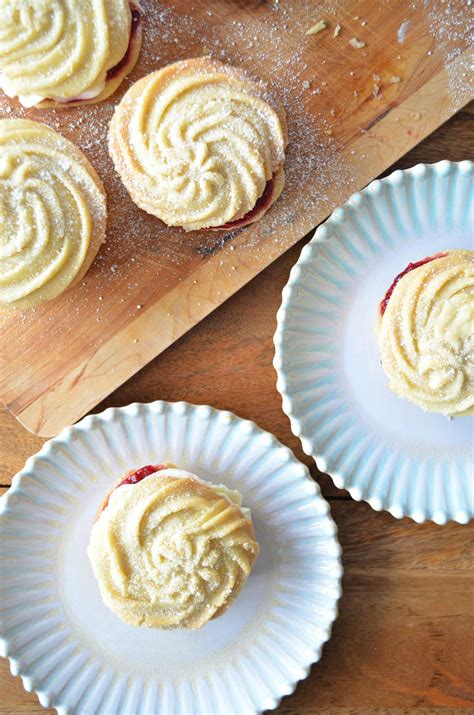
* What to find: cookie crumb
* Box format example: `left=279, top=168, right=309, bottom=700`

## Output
left=349, top=37, right=366, bottom=49
left=306, top=20, right=327, bottom=35
left=390, top=75, right=402, bottom=83
left=333, top=23, right=341, bottom=37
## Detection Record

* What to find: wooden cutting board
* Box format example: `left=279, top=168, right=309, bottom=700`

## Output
left=0, top=0, right=472, bottom=438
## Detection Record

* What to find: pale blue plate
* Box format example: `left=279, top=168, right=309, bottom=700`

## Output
left=274, top=161, right=473, bottom=524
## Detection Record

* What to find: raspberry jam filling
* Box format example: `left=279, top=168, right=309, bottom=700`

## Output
left=220, top=176, right=276, bottom=229
left=118, top=464, right=166, bottom=486
left=106, top=5, right=142, bottom=81
left=203, top=175, right=276, bottom=232
left=380, top=252, right=447, bottom=316
left=51, top=2, right=141, bottom=105
left=101, top=464, right=166, bottom=512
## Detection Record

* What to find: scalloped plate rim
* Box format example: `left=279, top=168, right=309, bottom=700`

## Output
left=0, top=399, right=343, bottom=714
left=273, top=159, right=473, bottom=526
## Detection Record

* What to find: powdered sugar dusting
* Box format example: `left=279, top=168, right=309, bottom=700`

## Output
left=426, top=0, right=474, bottom=112
left=0, top=0, right=350, bottom=338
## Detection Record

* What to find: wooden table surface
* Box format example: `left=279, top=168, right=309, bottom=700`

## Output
left=1, top=104, right=473, bottom=714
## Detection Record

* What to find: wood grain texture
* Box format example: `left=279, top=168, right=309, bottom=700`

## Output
left=0, top=0, right=472, bottom=437
left=0, top=42, right=473, bottom=715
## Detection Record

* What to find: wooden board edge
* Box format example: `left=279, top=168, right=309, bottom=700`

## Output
left=9, top=49, right=473, bottom=437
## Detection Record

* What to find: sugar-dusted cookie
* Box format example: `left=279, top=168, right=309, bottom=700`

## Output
left=109, top=57, right=287, bottom=231
left=0, top=1, right=142, bottom=108
left=88, top=465, right=259, bottom=629
left=0, top=119, right=106, bottom=310
left=377, top=250, right=474, bottom=416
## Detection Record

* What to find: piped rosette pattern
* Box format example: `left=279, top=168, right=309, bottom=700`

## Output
left=378, top=250, right=474, bottom=416
left=0, top=119, right=106, bottom=310
left=0, top=0, right=142, bottom=108
left=88, top=466, right=259, bottom=629
left=109, top=57, right=288, bottom=231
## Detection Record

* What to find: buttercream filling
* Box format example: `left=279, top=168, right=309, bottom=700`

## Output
left=9, top=77, right=107, bottom=108
left=0, top=3, right=141, bottom=107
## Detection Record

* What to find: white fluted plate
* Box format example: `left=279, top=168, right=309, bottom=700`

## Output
left=0, top=401, right=342, bottom=714
left=274, top=161, right=473, bottom=525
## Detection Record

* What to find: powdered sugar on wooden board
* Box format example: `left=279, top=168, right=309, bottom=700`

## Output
left=425, top=0, right=474, bottom=112
left=0, top=0, right=352, bottom=334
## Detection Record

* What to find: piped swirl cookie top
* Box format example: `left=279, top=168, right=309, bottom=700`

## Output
left=378, top=249, right=474, bottom=416
left=88, top=468, right=259, bottom=629
left=109, top=57, right=288, bottom=231
left=0, top=0, right=139, bottom=107
left=0, top=119, right=106, bottom=310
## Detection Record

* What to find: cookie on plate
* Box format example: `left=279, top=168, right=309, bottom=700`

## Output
left=377, top=249, right=474, bottom=416
left=88, top=464, right=260, bottom=629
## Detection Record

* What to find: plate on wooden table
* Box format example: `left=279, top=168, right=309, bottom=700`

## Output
left=0, top=400, right=342, bottom=714
left=274, top=161, right=473, bottom=525
left=0, top=0, right=472, bottom=438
